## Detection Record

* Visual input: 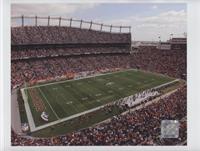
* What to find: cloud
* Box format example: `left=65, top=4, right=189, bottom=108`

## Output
left=11, top=3, right=100, bottom=27
left=106, top=9, right=186, bottom=41
left=11, top=4, right=98, bottom=17
left=152, top=5, right=158, bottom=9
left=11, top=4, right=186, bottom=41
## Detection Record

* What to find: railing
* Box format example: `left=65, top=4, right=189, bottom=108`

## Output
left=11, top=15, right=131, bottom=33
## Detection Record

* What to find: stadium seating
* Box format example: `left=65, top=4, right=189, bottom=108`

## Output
left=11, top=26, right=131, bottom=45
left=11, top=46, right=129, bottom=60
left=11, top=25, right=187, bottom=146
left=130, top=46, right=186, bottom=79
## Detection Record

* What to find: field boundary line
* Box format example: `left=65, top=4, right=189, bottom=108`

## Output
left=31, top=103, right=107, bottom=132
left=20, top=89, right=36, bottom=131
left=38, top=87, right=60, bottom=120
left=24, top=69, right=137, bottom=89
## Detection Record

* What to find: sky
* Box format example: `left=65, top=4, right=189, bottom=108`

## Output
left=11, top=3, right=187, bottom=41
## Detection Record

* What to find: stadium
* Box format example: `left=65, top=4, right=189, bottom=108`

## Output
left=11, top=16, right=187, bottom=146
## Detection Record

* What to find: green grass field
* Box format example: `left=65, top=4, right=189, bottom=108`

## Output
left=24, top=69, right=174, bottom=128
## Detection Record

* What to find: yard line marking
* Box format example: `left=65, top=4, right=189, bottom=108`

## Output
left=118, top=87, right=124, bottom=90
left=66, top=101, right=72, bottom=105
left=97, top=78, right=104, bottom=81
left=38, top=88, right=60, bottom=120
left=106, top=82, right=114, bottom=86
left=57, top=90, right=80, bottom=113
left=81, top=97, right=88, bottom=100
left=108, top=90, right=113, bottom=93
left=95, top=93, right=102, bottom=97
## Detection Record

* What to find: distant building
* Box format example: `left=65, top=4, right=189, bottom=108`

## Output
left=157, top=37, right=187, bottom=50
left=132, top=41, right=158, bottom=47
left=170, top=38, right=187, bottom=50
left=157, top=42, right=171, bottom=50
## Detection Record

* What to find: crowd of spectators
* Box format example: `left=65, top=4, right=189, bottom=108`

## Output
left=11, top=26, right=131, bottom=45
left=11, top=86, right=186, bottom=146
left=11, top=54, right=130, bottom=88
left=130, top=46, right=186, bottom=79
left=11, top=26, right=186, bottom=88
left=11, top=46, right=186, bottom=88
left=12, top=46, right=129, bottom=60
left=11, top=26, right=187, bottom=146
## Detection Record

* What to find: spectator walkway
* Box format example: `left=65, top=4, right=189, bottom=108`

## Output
left=11, top=89, right=22, bottom=134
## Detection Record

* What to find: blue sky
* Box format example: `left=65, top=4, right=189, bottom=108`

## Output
left=72, top=3, right=186, bottom=20
left=12, top=3, right=187, bottom=41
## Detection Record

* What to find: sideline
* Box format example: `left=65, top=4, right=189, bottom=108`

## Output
left=21, top=89, right=36, bottom=131
left=23, top=69, right=136, bottom=89
left=23, top=68, right=175, bottom=90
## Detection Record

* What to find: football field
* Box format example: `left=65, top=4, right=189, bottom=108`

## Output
left=22, top=69, right=174, bottom=130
